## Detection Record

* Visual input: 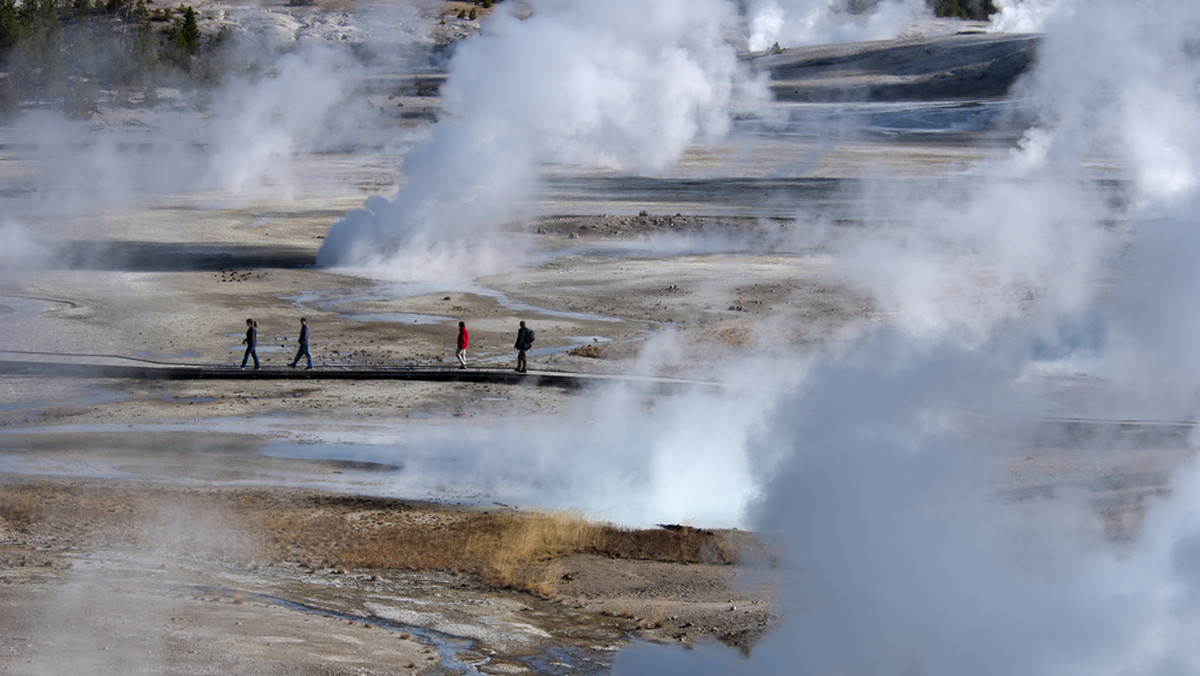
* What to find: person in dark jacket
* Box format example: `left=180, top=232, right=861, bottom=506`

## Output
left=240, top=318, right=259, bottom=370
left=514, top=320, right=534, bottom=373
left=289, top=317, right=312, bottom=369
left=456, top=321, right=469, bottom=369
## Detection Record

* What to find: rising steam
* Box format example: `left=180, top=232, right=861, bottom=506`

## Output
left=316, top=0, right=750, bottom=275
left=7, top=0, right=1200, bottom=668
left=745, top=0, right=932, bottom=51
left=989, top=0, right=1077, bottom=33
left=612, top=0, right=1200, bottom=672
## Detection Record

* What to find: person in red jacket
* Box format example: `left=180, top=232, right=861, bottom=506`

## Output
left=456, top=321, right=469, bottom=369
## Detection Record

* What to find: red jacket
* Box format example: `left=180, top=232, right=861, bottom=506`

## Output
left=457, top=327, right=469, bottom=349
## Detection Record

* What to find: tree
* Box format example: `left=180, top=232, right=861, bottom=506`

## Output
left=118, top=21, right=158, bottom=91
left=175, top=5, right=199, bottom=55
left=0, top=0, right=21, bottom=57
left=162, top=4, right=200, bottom=72
left=18, top=0, right=67, bottom=95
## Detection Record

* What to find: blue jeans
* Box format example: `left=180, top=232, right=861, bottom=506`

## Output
left=241, top=346, right=259, bottom=369
left=291, top=344, right=312, bottom=368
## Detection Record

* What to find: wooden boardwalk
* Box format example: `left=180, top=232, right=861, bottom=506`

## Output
left=2, top=351, right=1197, bottom=435
left=0, top=350, right=724, bottom=391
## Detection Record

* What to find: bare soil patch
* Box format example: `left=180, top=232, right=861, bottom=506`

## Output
left=0, top=479, right=776, bottom=673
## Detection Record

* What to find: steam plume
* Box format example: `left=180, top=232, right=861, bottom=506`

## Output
left=317, top=0, right=748, bottom=275
left=614, top=0, right=1200, bottom=671
left=745, top=0, right=931, bottom=51
left=989, top=0, right=1076, bottom=33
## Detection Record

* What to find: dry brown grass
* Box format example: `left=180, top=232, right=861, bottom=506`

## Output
left=461, top=511, right=595, bottom=590
left=1, top=484, right=744, bottom=597
left=569, top=344, right=603, bottom=359
left=568, top=341, right=641, bottom=360
left=714, top=324, right=752, bottom=347
left=259, top=504, right=741, bottom=596
left=0, top=488, right=42, bottom=531
left=0, top=484, right=142, bottom=540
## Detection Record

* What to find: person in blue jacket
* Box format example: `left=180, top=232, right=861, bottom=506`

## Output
left=289, top=317, right=312, bottom=369
left=240, top=318, right=259, bottom=370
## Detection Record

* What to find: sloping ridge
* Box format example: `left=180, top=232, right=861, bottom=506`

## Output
left=755, top=31, right=1040, bottom=102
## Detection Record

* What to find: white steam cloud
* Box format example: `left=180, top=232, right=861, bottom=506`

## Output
left=618, top=337, right=1200, bottom=675
left=745, top=0, right=931, bottom=51
left=0, top=220, right=52, bottom=285
left=613, top=0, right=1200, bottom=672
left=989, top=0, right=1077, bottom=33
left=0, top=21, right=403, bottom=223
left=202, top=42, right=373, bottom=200
left=316, top=0, right=750, bottom=276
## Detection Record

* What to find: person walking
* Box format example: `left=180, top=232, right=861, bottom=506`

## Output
left=456, top=321, right=469, bottom=369
left=240, top=318, right=260, bottom=370
left=289, top=317, right=312, bottom=369
left=514, top=320, right=534, bottom=373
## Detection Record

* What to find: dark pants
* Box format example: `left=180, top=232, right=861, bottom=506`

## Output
left=291, top=344, right=312, bottom=368
left=241, top=346, right=259, bottom=369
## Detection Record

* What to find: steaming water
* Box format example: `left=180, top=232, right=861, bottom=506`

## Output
left=749, top=100, right=1022, bottom=136
left=0, top=296, right=75, bottom=319
left=610, top=0, right=1200, bottom=673
left=302, top=0, right=1200, bottom=672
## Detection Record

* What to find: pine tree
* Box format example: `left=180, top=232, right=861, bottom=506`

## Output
left=177, top=5, right=199, bottom=54
left=163, top=4, right=200, bottom=72
left=0, top=0, right=20, bottom=57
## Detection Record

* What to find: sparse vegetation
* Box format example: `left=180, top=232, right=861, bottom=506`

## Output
left=0, top=0, right=237, bottom=115
left=569, top=341, right=641, bottom=360
left=0, top=484, right=745, bottom=598
left=445, top=0, right=500, bottom=23
left=715, top=324, right=751, bottom=347
left=570, top=343, right=603, bottom=358
left=261, top=494, right=739, bottom=596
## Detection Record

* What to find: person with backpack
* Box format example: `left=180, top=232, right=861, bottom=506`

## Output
left=514, top=320, right=534, bottom=373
